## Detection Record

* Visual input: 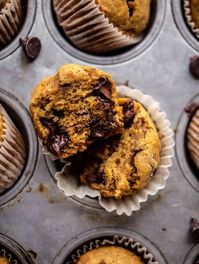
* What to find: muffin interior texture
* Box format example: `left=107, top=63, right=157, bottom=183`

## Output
left=76, top=245, right=144, bottom=264
left=30, top=64, right=123, bottom=159
left=80, top=98, right=161, bottom=198
left=95, top=0, right=151, bottom=34
left=190, top=0, right=199, bottom=28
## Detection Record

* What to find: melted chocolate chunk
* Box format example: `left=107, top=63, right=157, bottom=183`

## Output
left=49, top=133, right=69, bottom=155
left=86, top=171, right=106, bottom=185
left=190, top=218, right=199, bottom=241
left=131, top=149, right=142, bottom=173
left=89, top=118, right=106, bottom=139
left=52, top=109, right=64, bottom=118
left=184, top=102, right=198, bottom=117
left=92, top=78, right=113, bottom=100
left=40, top=117, right=69, bottom=155
left=20, top=37, right=41, bottom=61
left=123, top=99, right=134, bottom=127
left=190, top=56, right=199, bottom=79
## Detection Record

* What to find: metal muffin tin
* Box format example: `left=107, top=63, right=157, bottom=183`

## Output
left=0, top=0, right=198, bottom=263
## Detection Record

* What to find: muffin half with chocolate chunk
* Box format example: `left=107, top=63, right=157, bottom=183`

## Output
left=30, top=64, right=123, bottom=159
left=80, top=98, right=161, bottom=199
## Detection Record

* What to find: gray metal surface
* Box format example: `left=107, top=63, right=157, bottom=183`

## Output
left=0, top=0, right=198, bottom=263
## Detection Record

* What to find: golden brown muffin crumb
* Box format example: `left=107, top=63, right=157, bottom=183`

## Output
left=0, top=257, right=9, bottom=264
left=95, top=0, right=151, bottom=34
left=190, top=0, right=199, bottom=28
left=30, top=64, right=123, bottom=159
left=77, top=246, right=144, bottom=264
left=80, top=98, right=161, bottom=199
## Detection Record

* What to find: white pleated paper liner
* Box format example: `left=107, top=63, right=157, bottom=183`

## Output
left=0, top=104, right=26, bottom=194
left=53, top=0, right=143, bottom=54
left=183, top=0, right=199, bottom=40
left=55, top=85, right=175, bottom=216
left=0, top=0, right=22, bottom=46
left=65, top=235, right=158, bottom=264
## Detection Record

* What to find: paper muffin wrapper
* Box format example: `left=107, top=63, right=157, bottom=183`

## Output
left=55, top=85, right=175, bottom=216
left=0, top=247, right=18, bottom=264
left=183, top=0, right=199, bottom=39
left=0, top=0, right=22, bottom=45
left=0, top=104, right=26, bottom=194
left=66, top=235, right=158, bottom=264
left=53, top=0, right=142, bottom=54
left=187, top=108, right=199, bottom=169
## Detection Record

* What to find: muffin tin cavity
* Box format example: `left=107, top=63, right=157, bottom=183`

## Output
left=0, top=233, right=33, bottom=264
left=172, top=0, right=199, bottom=52
left=44, top=156, right=102, bottom=210
left=0, top=88, right=38, bottom=207
left=53, top=227, right=168, bottom=264
left=176, top=94, right=199, bottom=192
left=183, top=243, right=199, bottom=264
left=42, top=0, right=166, bottom=65
left=0, top=0, right=36, bottom=60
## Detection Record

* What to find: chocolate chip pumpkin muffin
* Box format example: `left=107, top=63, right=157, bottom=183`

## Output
left=96, top=0, right=151, bottom=35
left=77, top=246, right=144, bottom=264
left=189, top=0, right=199, bottom=29
left=30, top=64, right=123, bottom=159
left=80, top=98, right=161, bottom=199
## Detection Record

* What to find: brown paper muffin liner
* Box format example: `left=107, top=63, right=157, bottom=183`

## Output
left=53, top=0, right=142, bottom=54
left=0, top=104, right=26, bottom=194
left=0, top=0, right=22, bottom=45
left=66, top=235, right=158, bottom=264
left=183, top=0, right=199, bottom=39
left=187, top=108, right=199, bottom=169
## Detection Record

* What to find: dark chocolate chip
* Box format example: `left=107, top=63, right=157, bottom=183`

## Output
left=131, top=149, right=142, bottom=173
left=86, top=171, right=106, bottom=185
left=40, top=117, right=57, bottom=134
left=92, top=78, right=113, bottom=100
left=123, top=99, right=134, bottom=127
left=20, top=37, right=41, bottom=61
left=190, top=218, right=199, bottom=241
left=60, top=84, right=71, bottom=91
left=190, top=56, right=199, bottom=79
left=52, top=109, right=64, bottom=118
left=89, top=119, right=105, bottom=139
left=48, top=133, right=69, bottom=155
left=184, top=102, right=198, bottom=117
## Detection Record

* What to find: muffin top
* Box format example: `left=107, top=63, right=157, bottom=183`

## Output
left=0, top=257, right=9, bottom=264
left=77, top=246, right=144, bottom=264
left=80, top=98, right=161, bottom=198
left=95, top=0, right=151, bottom=34
left=30, top=64, right=123, bottom=158
left=190, top=0, right=199, bottom=28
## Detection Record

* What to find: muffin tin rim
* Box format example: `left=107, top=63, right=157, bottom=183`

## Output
left=183, top=243, right=199, bottom=264
left=171, top=0, right=199, bottom=52
left=0, top=233, right=34, bottom=263
left=175, top=93, right=199, bottom=192
left=0, top=0, right=37, bottom=61
left=42, top=0, right=166, bottom=65
left=53, top=227, right=168, bottom=264
left=0, top=87, right=38, bottom=207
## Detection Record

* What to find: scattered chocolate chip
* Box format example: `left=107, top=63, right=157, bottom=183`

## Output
left=184, top=102, right=198, bottom=117
left=40, top=117, right=57, bottom=134
left=89, top=118, right=105, bottom=139
left=60, top=84, right=71, bottom=91
left=92, top=78, right=113, bottom=100
left=52, top=109, right=64, bottom=118
left=190, top=218, right=199, bottom=240
left=123, top=99, right=134, bottom=127
left=131, top=149, right=142, bottom=173
left=20, top=36, right=41, bottom=61
left=190, top=56, right=199, bottom=79
left=86, top=171, right=106, bottom=185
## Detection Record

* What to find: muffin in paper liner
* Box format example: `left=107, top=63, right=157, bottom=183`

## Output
left=0, top=104, right=26, bottom=194
left=55, top=85, right=175, bottom=216
left=0, top=0, right=22, bottom=46
left=186, top=108, right=199, bottom=170
left=0, top=247, right=18, bottom=263
left=183, top=0, right=199, bottom=40
left=53, top=0, right=143, bottom=54
left=65, top=235, right=158, bottom=264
